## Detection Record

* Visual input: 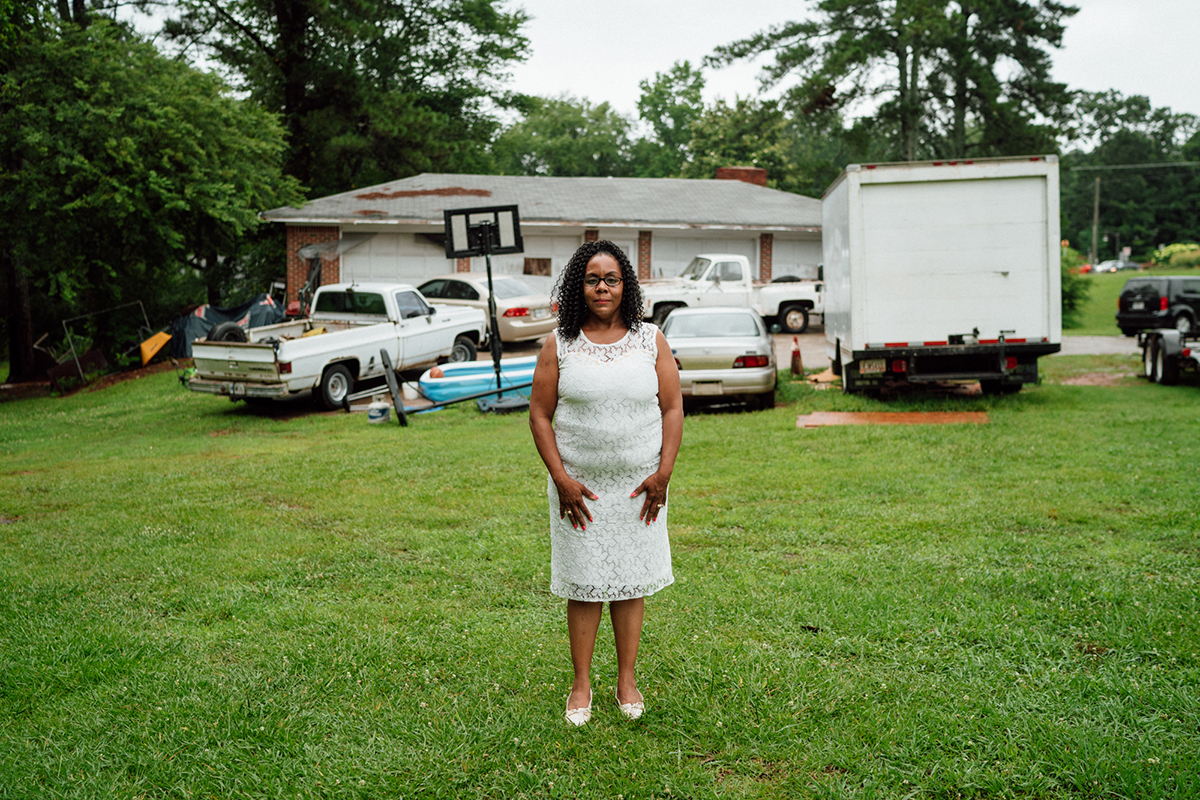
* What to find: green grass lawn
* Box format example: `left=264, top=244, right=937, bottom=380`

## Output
left=1, top=362, right=1197, bottom=798
left=1066, top=265, right=1200, bottom=336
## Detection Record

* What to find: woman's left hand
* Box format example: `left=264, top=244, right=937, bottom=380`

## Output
left=631, top=470, right=670, bottom=525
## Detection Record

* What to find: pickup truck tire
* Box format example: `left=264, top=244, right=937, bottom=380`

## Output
left=1155, top=342, right=1180, bottom=385
left=1174, top=312, right=1194, bottom=335
left=1120, top=327, right=1138, bottom=337
left=779, top=304, right=809, bottom=334
left=652, top=303, right=683, bottom=326
left=448, top=335, right=477, bottom=363
left=318, top=364, right=354, bottom=410
left=207, top=321, right=248, bottom=342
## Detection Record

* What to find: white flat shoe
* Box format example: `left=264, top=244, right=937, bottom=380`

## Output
left=565, top=689, right=592, bottom=727
left=615, top=688, right=644, bottom=720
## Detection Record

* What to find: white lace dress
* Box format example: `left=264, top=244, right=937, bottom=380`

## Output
left=548, top=323, right=674, bottom=602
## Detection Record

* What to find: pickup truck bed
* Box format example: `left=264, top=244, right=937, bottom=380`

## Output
left=189, top=282, right=486, bottom=408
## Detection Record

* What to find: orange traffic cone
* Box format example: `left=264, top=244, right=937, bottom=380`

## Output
left=790, top=336, right=803, bottom=376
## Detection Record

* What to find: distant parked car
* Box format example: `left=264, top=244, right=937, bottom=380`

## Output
left=418, top=274, right=555, bottom=343
left=1094, top=259, right=1140, bottom=274
left=1116, top=275, right=1200, bottom=335
left=660, top=307, right=777, bottom=411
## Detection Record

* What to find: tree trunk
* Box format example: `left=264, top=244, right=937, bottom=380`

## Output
left=274, top=0, right=313, bottom=187
left=907, top=44, right=920, bottom=161
left=3, top=249, right=37, bottom=383
left=205, top=249, right=223, bottom=306
left=951, top=5, right=971, bottom=158
left=896, top=41, right=912, bottom=160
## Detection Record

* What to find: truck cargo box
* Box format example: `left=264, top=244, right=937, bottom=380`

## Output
left=822, top=156, right=1062, bottom=394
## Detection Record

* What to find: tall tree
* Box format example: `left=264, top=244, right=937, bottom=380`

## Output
left=708, top=0, right=1076, bottom=161
left=632, top=60, right=706, bottom=177
left=163, top=0, right=530, bottom=196
left=492, top=95, right=635, bottom=177
left=1, top=16, right=300, bottom=382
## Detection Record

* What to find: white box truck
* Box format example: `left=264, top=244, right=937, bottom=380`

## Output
left=822, top=155, right=1062, bottom=395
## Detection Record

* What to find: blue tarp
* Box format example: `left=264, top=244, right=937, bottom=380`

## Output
left=169, top=294, right=285, bottom=358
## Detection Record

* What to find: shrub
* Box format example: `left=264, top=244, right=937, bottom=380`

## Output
left=1151, top=242, right=1199, bottom=266
left=1061, top=246, right=1091, bottom=328
left=1168, top=249, right=1200, bottom=269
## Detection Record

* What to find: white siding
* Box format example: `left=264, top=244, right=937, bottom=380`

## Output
left=340, top=233, right=448, bottom=283
left=651, top=236, right=758, bottom=279
left=771, top=238, right=823, bottom=279
left=334, top=229, right=825, bottom=290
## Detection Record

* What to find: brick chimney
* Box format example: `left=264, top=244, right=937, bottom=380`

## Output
left=715, top=166, right=768, bottom=187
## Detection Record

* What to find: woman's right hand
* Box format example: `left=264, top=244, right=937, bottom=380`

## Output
left=554, top=475, right=598, bottom=530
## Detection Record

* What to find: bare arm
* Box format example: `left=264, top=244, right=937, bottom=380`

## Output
left=528, top=333, right=597, bottom=529
left=632, top=329, right=684, bottom=524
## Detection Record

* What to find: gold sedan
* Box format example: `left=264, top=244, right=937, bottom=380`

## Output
left=418, top=274, right=556, bottom=343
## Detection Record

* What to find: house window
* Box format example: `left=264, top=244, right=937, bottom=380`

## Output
left=524, top=258, right=552, bottom=276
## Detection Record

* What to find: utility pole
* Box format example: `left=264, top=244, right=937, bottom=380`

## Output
left=1090, top=177, right=1100, bottom=266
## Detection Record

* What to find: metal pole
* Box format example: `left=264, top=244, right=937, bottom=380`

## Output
left=1090, top=177, right=1100, bottom=266
left=480, top=222, right=504, bottom=392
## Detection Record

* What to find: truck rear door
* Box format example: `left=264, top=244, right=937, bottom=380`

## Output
left=192, top=342, right=279, bottom=382
left=860, top=176, right=1051, bottom=343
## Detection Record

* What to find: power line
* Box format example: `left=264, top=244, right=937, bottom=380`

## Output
left=1069, top=161, right=1200, bottom=172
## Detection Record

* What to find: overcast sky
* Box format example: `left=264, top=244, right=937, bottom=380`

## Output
left=506, top=0, right=1200, bottom=122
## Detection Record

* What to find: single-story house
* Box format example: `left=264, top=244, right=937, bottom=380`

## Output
left=262, top=167, right=823, bottom=301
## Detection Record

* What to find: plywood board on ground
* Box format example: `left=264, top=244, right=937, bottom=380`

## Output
left=796, top=411, right=990, bottom=428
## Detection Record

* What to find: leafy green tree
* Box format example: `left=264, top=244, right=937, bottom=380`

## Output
left=681, top=97, right=797, bottom=189
left=1, top=17, right=300, bottom=382
left=1060, top=91, right=1200, bottom=261
left=632, top=61, right=706, bottom=177
left=492, top=95, right=635, bottom=177
left=708, top=0, right=1076, bottom=161
left=163, top=0, right=529, bottom=196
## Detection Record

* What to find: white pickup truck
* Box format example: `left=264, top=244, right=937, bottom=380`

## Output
left=641, top=254, right=824, bottom=333
left=188, top=282, right=487, bottom=408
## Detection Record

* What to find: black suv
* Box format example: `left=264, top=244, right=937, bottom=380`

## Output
left=1116, top=276, right=1200, bottom=336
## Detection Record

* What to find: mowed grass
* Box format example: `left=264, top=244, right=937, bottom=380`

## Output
left=1067, top=265, right=1200, bottom=336
left=1, top=359, right=1197, bottom=799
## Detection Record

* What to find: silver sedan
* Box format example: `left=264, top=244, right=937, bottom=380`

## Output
left=660, top=307, right=777, bottom=410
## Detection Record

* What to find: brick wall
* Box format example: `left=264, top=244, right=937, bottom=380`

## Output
left=759, top=233, right=774, bottom=283
left=456, top=257, right=471, bottom=273
left=584, top=229, right=599, bottom=242
left=637, top=230, right=652, bottom=281
left=286, top=225, right=340, bottom=302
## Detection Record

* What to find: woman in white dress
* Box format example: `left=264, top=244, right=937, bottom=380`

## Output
left=529, top=240, right=683, bottom=726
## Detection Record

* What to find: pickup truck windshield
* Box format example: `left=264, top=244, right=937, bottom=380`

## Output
left=395, top=291, right=432, bottom=319
left=315, top=291, right=386, bottom=315
left=680, top=258, right=712, bottom=281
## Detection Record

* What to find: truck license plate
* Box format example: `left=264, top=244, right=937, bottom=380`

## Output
left=860, top=359, right=886, bottom=374
left=1130, top=301, right=1145, bottom=310
left=692, top=381, right=722, bottom=396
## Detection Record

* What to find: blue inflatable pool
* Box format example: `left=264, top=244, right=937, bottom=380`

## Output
left=418, top=356, right=537, bottom=403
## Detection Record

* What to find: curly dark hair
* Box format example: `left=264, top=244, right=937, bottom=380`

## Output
left=552, top=240, right=644, bottom=341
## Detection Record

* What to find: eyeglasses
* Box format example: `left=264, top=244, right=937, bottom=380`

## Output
left=583, top=276, right=623, bottom=288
